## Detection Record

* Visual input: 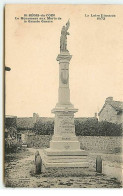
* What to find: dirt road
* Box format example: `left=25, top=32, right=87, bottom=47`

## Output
left=4, top=148, right=122, bottom=188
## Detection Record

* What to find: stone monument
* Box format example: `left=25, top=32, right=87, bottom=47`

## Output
left=43, top=21, right=88, bottom=167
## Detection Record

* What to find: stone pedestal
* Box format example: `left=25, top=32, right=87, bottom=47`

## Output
left=43, top=51, right=88, bottom=168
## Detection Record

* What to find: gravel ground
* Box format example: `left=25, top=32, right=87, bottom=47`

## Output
left=4, top=148, right=122, bottom=188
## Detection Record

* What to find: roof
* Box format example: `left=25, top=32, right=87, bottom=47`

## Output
left=110, top=101, right=123, bottom=111
left=98, top=99, right=123, bottom=116
left=16, top=117, right=54, bottom=129
left=5, top=115, right=17, bottom=118
left=38, top=117, right=54, bottom=122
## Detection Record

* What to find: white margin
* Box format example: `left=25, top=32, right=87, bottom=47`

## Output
left=0, top=0, right=123, bottom=195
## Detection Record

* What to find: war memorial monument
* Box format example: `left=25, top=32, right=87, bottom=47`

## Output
left=43, top=21, right=88, bottom=168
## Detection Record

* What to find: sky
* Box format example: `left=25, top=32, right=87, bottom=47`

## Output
left=5, top=4, right=123, bottom=117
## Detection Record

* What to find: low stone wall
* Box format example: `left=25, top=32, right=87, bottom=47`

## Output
left=26, top=135, right=122, bottom=153
left=78, top=136, right=122, bottom=153
left=26, top=135, right=52, bottom=148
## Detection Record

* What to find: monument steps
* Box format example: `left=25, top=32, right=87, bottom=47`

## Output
left=43, top=155, right=87, bottom=159
left=43, top=161, right=89, bottom=168
left=43, top=158, right=87, bottom=163
left=44, top=149, right=88, bottom=156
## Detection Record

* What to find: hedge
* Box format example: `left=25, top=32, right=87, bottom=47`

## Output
left=33, top=120, right=54, bottom=135
left=33, top=119, right=122, bottom=136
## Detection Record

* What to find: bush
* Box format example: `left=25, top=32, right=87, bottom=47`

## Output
left=5, top=117, right=17, bottom=129
left=75, top=120, right=122, bottom=136
left=5, top=138, right=19, bottom=153
left=97, top=121, right=122, bottom=136
left=5, top=127, right=22, bottom=153
left=75, top=118, right=98, bottom=136
left=33, top=120, right=54, bottom=135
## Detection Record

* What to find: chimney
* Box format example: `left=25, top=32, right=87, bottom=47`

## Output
left=105, top=97, right=113, bottom=104
left=95, top=113, right=97, bottom=118
left=33, top=113, right=39, bottom=123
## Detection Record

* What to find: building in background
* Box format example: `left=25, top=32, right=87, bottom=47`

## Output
left=98, top=97, right=123, bottom=124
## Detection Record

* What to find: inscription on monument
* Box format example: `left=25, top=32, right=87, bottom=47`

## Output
left=58, top=115, right=74, bottom=125
left=62, top=137, right=71, bottom=140
left=64, top=143, right=70, bottom=150
left=59, top=125, right=75, bottom=134
left=57, top=114, right=75, bottom=134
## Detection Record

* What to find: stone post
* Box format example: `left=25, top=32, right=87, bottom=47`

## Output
left=35, top=154, right=42, bottom=174
left=96, top=155, right=102, bottom=173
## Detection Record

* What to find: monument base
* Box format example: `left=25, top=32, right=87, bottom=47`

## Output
left=43, top=148, right=89, bottom=168
left=43, top=107, right=89, bottom=168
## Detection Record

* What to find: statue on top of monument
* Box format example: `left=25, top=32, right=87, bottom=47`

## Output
left=60, top=20, right=70, bottom=53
